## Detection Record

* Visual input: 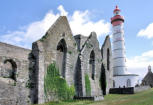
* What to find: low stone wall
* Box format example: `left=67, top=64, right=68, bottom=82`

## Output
left=109, top=87, right=134, bottom=94
left=134, top=86, right=151, bottom=93
left=74, top=95, right=103, bottom=101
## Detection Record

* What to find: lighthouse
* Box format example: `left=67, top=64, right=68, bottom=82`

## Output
left=111, top=6, right=138, bottom=88
left=111, top=5, right=126, bottom=75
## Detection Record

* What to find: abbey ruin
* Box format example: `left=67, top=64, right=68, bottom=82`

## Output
left=0, top=16, right=113, bottom=105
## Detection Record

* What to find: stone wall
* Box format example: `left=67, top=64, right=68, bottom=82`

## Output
left=0, top=42, right=31, bottom=105
left=0, top=42, right=31, bottom=60
left=77, top=32, right=102, bottom=97
left=101, top=36, right=113, bottom=95
left=134, top=86, right=151, bottom=93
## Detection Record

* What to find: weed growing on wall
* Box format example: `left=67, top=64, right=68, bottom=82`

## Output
left=85, top=74, right=91, bottom=96
left=44, top=62, right=75, bottom=101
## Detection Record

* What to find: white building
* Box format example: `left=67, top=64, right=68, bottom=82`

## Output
left=111, top=6, right=138, bottom=88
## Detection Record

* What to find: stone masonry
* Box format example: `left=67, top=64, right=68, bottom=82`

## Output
left=0, top=42, right=31, bottom=105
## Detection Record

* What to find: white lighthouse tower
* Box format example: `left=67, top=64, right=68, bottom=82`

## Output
left=111, top=6, right=138, bottom=88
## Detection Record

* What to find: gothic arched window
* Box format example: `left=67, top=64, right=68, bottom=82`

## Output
left=89, top=50, right=95, bottom=80
left=107, top=48, right=110, bottom=70
left=57, top=39, right=67, bottom=78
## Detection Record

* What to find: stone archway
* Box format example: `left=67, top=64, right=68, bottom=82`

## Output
left=3, top=59, right=17, bottom=81
left=100, top=63, right=106, bottom=95
left=89, top=50, right=95, bottom=80
left=56, top=39, right=67, bottom=78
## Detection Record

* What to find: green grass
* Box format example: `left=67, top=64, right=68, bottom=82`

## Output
left=37, top=88, right=153, bottom=105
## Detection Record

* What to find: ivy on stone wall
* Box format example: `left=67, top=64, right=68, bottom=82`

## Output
left=85, top=74, right=91, bottom=96
left=40, top=33, right=48, bottom=42
left=44, top=62, right=75, bottom=101
left=68, top=51, right=72, bottom=55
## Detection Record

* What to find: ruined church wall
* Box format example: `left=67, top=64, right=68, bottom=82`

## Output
left=0, top=42, right=31, bottom=105
left=101, top=36, right=113, bottom=94
left=32, top=16, right=78, bottom=103
left=40, top=16, right=78, bottom=85
left=80, top=32, right=102, bottom=97
left=0, top=42, right=31, bottom=60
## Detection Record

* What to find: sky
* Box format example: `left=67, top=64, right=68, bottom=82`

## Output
left=0, top=0, right=153, bottom=82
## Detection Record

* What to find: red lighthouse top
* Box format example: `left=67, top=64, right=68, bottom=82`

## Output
left=113, top=5, right=120, bottom=13
left=111, top=5, right=124, bottom=26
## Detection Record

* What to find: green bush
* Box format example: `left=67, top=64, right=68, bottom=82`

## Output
left=44, top=62, right=75, bottom=100
left=85, top=74, right=91, bottom=96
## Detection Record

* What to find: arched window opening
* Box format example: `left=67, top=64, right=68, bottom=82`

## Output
left=107, top=48, right=110, bottom=70
left=75, top=56, right=83, bottom=97
left=101, top=49, right=103, bottom=59
left=56, top=39, right=67, bottom=78
left=3, top=59, right=17, bottom=81
left=89, top=50, right=95, bottom=80
left=100, top=63, right=106, bottom=95
left=127, top=79, right=131, bottom=87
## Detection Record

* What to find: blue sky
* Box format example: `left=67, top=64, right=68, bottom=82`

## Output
left=0, top=0, right=153, bottom=81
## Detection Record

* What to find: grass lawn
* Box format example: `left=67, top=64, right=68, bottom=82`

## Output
left=37, top=88, right=153, bottom=105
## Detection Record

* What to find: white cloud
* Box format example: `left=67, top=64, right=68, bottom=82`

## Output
left=127, top=50, right=153, bottom=80
left=137, top=23, right=153, bottom=38
left=0, top=5, right=110, bottom=49
left=69, top=10, right=110, bottom=37
left=57, top=5, right=68, bottom=16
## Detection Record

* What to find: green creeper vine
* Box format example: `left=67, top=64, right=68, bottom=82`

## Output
left=44, top=62, right=75, bottom=100
left=85, top=74, right=91, bottom=96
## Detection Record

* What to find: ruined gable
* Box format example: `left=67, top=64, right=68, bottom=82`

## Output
left=74, top=35, right=88, bottom=51
left=74, top=32, right=102, bottom=98
left=39, top=16, right=77, bottom=51
left=101, top=35, right=113, bottom=95
left=31, top=16, right=78, bottom=103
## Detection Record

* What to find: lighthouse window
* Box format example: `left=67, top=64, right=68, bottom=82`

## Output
left=113, top=80, right=115, bottom=88
left=116, top=11, right=119, bottom=15
left=127, top=79, right=131, bottom=87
